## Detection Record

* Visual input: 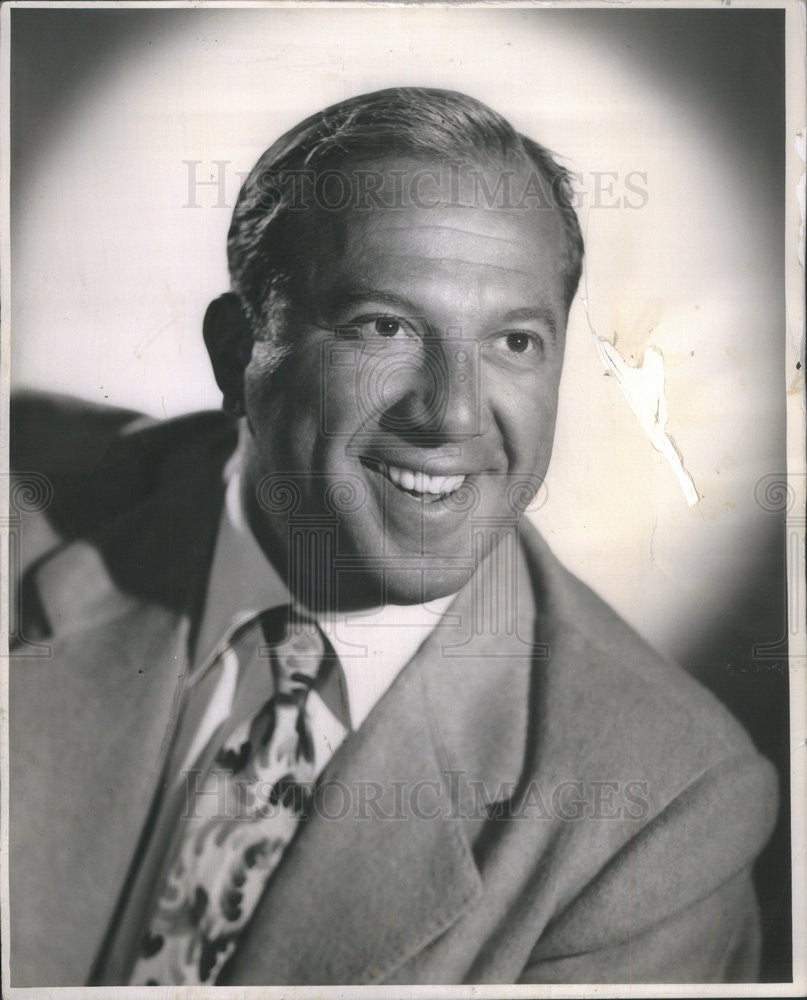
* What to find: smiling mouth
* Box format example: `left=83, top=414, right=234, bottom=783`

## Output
left=360, top=459, right=467, bottom=503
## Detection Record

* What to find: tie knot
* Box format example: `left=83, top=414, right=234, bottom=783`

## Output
left=265, top=613, right=325, bottom=696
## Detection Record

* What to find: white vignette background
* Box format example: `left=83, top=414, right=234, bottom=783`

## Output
left=9, top=2, right=798, bottom=677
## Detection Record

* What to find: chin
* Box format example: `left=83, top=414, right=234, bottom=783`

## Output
left=297, top=564, right=475, bottom=613
left=379, top=565, right=476, bottom=606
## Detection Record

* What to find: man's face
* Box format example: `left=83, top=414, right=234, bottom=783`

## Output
left=239, top=159, right=569, bottom=608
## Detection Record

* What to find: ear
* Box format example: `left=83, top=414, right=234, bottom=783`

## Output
left=203, top=292, right=253, bottom=415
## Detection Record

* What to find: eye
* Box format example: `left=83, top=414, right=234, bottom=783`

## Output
left=491, top=331, right=541, bottom=355
left=338, top=314, right=419, bottom=341
left=373, top=317, right=404, bottom=338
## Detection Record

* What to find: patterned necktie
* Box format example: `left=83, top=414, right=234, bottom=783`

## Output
left=129, top=608, right=329, bottom=986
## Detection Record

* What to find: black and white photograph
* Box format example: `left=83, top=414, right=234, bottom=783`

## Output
left=1, top=2, right=804, bottom=995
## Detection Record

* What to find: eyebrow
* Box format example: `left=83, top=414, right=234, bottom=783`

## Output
left=325, top=289, right=423, bottom=317
left=500, top=307, right=558, bottom=341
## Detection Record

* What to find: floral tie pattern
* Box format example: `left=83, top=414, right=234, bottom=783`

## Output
left=129, top=611, right=325, bottom=985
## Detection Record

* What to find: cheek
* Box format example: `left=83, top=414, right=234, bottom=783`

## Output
left=493, top=374, right=561, bottom=470
left=322, top=367, right=359, bottom=429
left=245, top=343, right=321, bottom=439
left=320, top=347, right=412, bottom=435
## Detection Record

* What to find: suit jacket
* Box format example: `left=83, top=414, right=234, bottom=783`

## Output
left=8, top=391, right=778, bottom=986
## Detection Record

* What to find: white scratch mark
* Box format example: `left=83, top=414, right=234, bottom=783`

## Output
left=585, top=315, right=699, bottom=507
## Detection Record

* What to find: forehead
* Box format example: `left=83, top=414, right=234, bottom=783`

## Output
left=298, top=157, right=569, bottom=317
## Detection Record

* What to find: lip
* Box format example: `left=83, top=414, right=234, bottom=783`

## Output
left=358, top=457, right=480, bottom=515
left=358, top=457, right=463, bottom=502
left=357, top=451, right=490, bottom=479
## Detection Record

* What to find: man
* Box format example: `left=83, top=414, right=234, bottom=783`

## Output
left=8, top=88, right=777, bottom=986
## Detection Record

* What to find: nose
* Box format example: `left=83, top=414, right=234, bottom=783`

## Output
left=379, top=336, right=481, bottom=442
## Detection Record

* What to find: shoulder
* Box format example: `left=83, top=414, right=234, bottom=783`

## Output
left=9, top=390, right=239, bottom=599
left=512, top=524, right=777, bottom=970
left=518, top=519, right=778, bottom=855
left=520, top=521, right=768, bottom=769
left=11, top=389, right=146, bottom=476
left=10, top=389, right=236, bottom=543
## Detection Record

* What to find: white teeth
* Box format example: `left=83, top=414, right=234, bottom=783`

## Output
left=384, top=465, right=467, bottom=496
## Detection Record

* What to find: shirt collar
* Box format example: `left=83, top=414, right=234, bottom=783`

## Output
left=192, top=462, right=291, bottom=671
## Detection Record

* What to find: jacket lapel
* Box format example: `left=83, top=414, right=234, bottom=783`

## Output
left=223, top=531, right=540, bottom=986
